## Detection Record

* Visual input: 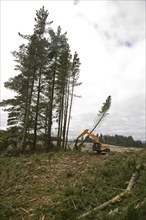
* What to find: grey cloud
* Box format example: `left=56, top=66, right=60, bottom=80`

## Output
left=76, top=1, right=145, bottom=48
left=117, top=40, right=134, bottom=48
left=109, top=1, right=145, bottom=45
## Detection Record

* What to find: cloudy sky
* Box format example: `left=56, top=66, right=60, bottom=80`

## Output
left=0, top=0, right=145, bottom=141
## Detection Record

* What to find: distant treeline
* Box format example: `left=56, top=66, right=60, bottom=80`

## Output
left=87, top=134, right=145, bottom=148
left=100, top=134, right=144, bottom=148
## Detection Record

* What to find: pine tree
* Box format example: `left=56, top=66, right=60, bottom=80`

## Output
left=32, top=7, right=52, bottom=152
left=56, top=41, right=71, bottom=149
left=18, top=7, right=52, bottom=152
left=65, top=52, right=81, bottom=147
left=45, top=26, right=71, bottom=151
left=90, top=95, right=112, bottom=133
left=45, top=27, right=60, bottom=151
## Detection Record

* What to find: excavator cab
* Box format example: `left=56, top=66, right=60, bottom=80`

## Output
left=92, top=141, right=110, bottom=154
left=92, top=141, right=102, bottom=153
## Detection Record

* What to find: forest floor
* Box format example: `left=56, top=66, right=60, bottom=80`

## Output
left=0, top=146, right=146, bottom=220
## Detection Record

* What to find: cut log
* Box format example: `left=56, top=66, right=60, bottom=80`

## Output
left=77, top=164, right=142, bottom=219
left=126, top=172, right=138, bottom=192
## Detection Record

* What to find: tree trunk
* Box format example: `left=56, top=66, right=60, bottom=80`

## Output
left=57, top=97, right=64, bottom=148
left=19, top=70, right=36, bottom=152
left=90, top=112, right=106, bottom=133
left=62, top=86, right=69, bottom=149
left=33, top=68, right=42, bottom=152
left=46, top=62, right=57, bottom=152
left=65, top=81, right=74, bottom=148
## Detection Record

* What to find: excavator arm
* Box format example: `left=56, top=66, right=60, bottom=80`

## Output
left=75, top=129, right=100, bottom=149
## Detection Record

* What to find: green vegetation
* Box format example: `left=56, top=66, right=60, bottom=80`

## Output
left=0, top=150, right=146, bottom=219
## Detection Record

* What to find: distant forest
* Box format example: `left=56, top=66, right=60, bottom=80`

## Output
left=87, top=134, right=144, bottom=148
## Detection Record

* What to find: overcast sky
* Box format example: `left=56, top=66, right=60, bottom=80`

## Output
left=0, top=0, right=145, bottom=141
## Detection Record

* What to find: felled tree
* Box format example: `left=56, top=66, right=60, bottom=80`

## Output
left=90, top=95, right=112, bottom=133
left=75, top=95, right=111, bottom=149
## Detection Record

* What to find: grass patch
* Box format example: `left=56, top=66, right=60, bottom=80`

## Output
left=0, top=150, right=146, bottom=219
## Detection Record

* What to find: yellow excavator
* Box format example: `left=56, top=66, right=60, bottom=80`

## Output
left=74, top=129, right=110, bottom=154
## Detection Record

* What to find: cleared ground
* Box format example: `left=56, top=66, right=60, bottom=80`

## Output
left=0, top=147, right=146, bottom=220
